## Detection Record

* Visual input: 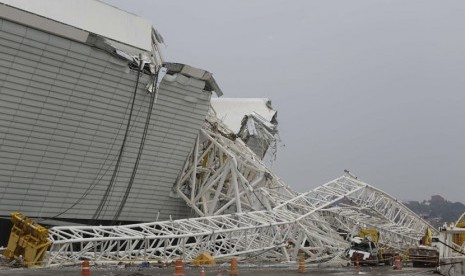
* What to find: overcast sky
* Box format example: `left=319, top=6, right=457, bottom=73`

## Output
left=103, top=0, right=465, bottom=203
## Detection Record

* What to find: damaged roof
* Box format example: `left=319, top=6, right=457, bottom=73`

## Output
left=211, top=98, right=277, bottom=133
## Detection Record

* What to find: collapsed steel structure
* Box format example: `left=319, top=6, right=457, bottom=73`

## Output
left=45, top=111, right=437, bottom=266
left=0, top=0, right=439, bottom=268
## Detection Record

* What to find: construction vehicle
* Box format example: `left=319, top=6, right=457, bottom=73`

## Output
left=347, top=229, right=395, bottom=265
left=452, top=212, right=465, bottom=247
left=408, top=227, right=439, bottom=267
left=3, top=212, right=51, bottom=267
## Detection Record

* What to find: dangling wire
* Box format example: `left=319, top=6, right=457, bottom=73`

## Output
left=111, top=65, right=162, bottom=223
left=38, top=61, right=148, bottom=223
left=91, top=56, right=144, bottom=222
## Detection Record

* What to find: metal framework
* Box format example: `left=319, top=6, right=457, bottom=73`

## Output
left=175, top=128, right=296, bottom=217
left=47, top=174, right=435, bottom=266
left=45, top=111, right=437, bottom=266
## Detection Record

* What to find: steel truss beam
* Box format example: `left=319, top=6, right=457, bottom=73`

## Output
left=47, top=199, right=347, bottom=265
left=46, top=175, right=433, bottom=266
left=45, top=113, right=436, bottom=266
left=175, top=128, right=296, bottom=216
left=176, top=123, right=437, bottom=244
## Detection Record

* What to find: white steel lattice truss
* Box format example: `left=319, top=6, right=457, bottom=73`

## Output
left=46, top=118, right=438, bottom=266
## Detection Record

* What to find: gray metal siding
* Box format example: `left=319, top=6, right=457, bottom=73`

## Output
left=0, top=18, right=210, bottom=222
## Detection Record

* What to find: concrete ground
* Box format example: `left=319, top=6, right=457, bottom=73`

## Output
left=0, top=265, right=435, bottom=275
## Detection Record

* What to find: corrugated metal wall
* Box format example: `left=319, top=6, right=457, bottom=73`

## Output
left=0, top=18, right=211, bottom=222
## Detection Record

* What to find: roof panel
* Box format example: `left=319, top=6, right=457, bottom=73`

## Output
left=0, top=0, right=153, bottom=50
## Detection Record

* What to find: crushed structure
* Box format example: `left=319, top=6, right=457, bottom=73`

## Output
left=46, top=106, right=437, bottom=265
left=211, top=98, right=278, bottom=159
left=0, top=0, right=440, bottom=268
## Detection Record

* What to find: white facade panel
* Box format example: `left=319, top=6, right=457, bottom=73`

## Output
left=0, top=17, right=212, bottom=222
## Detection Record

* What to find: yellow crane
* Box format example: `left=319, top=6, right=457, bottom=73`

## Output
left=359, top=229, right=380, bottom=244
left=453, top=212, right=465, bottom=247
left=3, top=212, right=51, bottom=267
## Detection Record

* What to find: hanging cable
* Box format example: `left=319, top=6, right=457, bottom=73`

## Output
left=437, top=239, right=465, bottom=256
left=111, top=66, right=162, bottom=223
left=91, top=56, right=144, bottom=222
left=39, top=61, right=149, bottom=223
left=43, top=95, right=147, bottom=222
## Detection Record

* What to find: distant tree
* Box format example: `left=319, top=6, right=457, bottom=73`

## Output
left=404, top=198, right=465, bottom=228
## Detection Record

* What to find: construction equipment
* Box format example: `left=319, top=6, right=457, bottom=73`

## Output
left=359, top=229, right=380, bottom=244
left=453, top=212, right=465, bottom=247
left=421, top=227, right=433, bottom=246
left=436, top=223, right=465, bottom=275
left=348, top=229, right=395, bottom=265
left=193, top=253, right=216, bottom=266
left=3, top=212, right=51, bottom=267
left=408, top=227, right=439, bottom=267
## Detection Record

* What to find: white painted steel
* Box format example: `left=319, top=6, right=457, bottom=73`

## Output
left=45, top=110, right=436, bottom=266
left=47, top=177, right=353, bottom=265
left=46, top=172, right=435, bottom=265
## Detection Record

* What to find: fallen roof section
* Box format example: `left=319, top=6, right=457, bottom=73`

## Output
left=211, top=98, right=277, bottom=133
left=211, top=98, right=278, bottom=158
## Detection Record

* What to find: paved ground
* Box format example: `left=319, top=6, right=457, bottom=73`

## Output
left=0, top=265, right=435, bottom=276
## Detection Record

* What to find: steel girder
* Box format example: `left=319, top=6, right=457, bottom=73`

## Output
left=318, top=184, right=439, bottom=249
left=175, top=124, right=436, bottom=248
left=273, top=176, right=437, bottom=249
left=46, top=174, right=433, bottom=266
left=46, top=203, right=347, bottom=265
left=45, top=114, right=436, bottom=266
left=46, top=176, right=362, bottom=265
left=175, top=128, right=297, bottom=216
left=173, top=122, right=436, bottom=256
